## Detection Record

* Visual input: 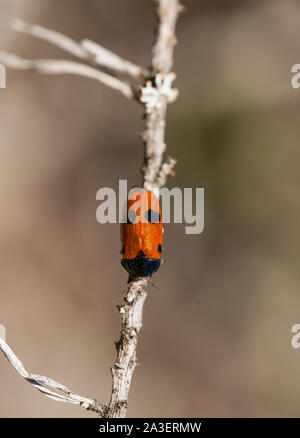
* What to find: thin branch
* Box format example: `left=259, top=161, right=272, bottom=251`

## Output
left=106, top=279, right=149, bottom=418
left=0, top=338, right=106, bottom=416
left=81, top=39, right=145, bottom=79
left=0, top=51, right=135, bottom=99
left=12, top=18, right=144, bottom=79
left=12, top=19, right=88, bottom=60
left=152, top=0, right=184, bottom=73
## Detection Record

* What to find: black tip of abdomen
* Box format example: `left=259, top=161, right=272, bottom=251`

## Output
left=121, top=251, right=161, bottom=279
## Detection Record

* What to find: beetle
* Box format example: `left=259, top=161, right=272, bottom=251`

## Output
left=120, top=189, right=163, bottom=281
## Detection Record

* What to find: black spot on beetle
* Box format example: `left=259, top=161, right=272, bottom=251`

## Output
left=158, top=244, right=162, bottom=253
left=146, top=209, right=160, bottom=223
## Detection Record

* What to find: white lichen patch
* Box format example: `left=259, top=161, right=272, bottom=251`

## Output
left=140, top=72, right=178, bottom=113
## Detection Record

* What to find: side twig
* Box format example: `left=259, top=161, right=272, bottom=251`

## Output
left=12, top=19, right=145, bottom=79
left=0, top=51, right=135, bottom=99
left=0, top=338, right=106, bottom=415
left=106, top=279, right=148, bottom=418
left=12, top=18, right=89, bottom=60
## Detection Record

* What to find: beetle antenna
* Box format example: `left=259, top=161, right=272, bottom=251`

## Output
left=147, top=277, right=159, bottom=290
left=126, top=276, right=159, bottom=290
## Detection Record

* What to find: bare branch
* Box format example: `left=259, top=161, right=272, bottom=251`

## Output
left=12, top=18, right=88, bottom=60
left=156, top=156, right=177, bottom=187
left=0, top=338, right=106, bottom=415
left=152, top=0, right=183, bottom=73
left=12, top=18, right=144, bottom=80
left=81, top=39, right=145, bottom=79
left=0, top=51, right=135, bottom=99
left=106, top=278, right=149, bottom=418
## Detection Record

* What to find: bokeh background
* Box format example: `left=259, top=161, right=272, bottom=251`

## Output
left=0, top=0, right=300, bottom=418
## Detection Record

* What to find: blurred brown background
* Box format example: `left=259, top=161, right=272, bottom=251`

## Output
left=0, top=0, right=300, bottom=417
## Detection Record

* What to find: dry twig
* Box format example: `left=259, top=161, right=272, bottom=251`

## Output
left=0, top=338, right=106, bottom=415
left=0, top=0, right=182, bottom=418
left=0, top=51, right=135, bottom=99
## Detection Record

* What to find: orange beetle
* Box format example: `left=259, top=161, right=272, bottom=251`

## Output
left=120, top=189, right=163, bottom=280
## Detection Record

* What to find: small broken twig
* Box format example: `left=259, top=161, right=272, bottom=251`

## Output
left=0, top=338, right=106, bottom=415
left=12, top=18, right=145, bottom=79
left=0, top=51, right=135, bottom=99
